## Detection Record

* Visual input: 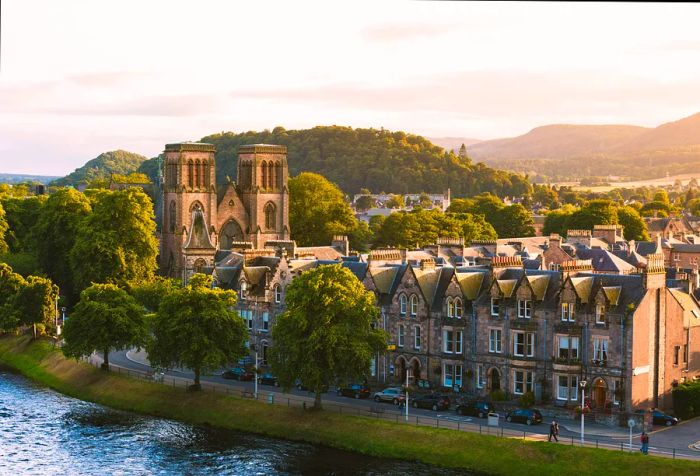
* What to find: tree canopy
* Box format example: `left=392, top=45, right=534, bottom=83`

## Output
left=0, top=201, right=7, bottom=255
left=148, top=273, right=247, bottom=389
left=51, top=150, right=148, bottom=187
left=16, top=275, right=59, bottom=338
left=270, top=264, right=387, bottom=409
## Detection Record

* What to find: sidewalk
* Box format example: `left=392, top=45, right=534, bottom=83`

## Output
left=547, top=416, right=631, bottom=438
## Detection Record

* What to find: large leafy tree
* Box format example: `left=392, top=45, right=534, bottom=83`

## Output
left=0, top=195, right=46, bottom=253
left=617, top=206, right=649, bottom=241
left=130, top=277, right=181, bottom=313
left=62, top=283, right=147, bottom=369
left=491, top=204, right=535, bottom=238
left=33, top=188, right=92, bottom=304
left=16, top=275, right=59, bottom=339
left=70, top=188, right=158, bottom=292
left=148, top=274, right=247, bottom=390
left=0, top=263, right=25, bottom=330
left=0, top=201, right=8, bottom=255
left=567, top=199, right=619, bottom=230
left=289, top=172, right=359, bottom=247
left=270, top=264, right=387, bottom=410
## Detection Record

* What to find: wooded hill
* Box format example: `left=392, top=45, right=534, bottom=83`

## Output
left=51, top=150, right=148, bottom=187
left=458, top=112, right=700, bottom=182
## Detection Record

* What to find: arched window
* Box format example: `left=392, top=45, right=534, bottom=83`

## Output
left=274, top=285, right=282, bottom=304
left=261, top=341, right=269, bottom=365
left=410, top=295, right=418, bottom=317
left=454, top=298, right=463, bottom=319
left=194, top=160, right=201, bottom=187
left=446, top=297, right=454, bottom=317
left=168, top=201, right=176, bottom=233
left=264, top=202, right=276, bottom=230
left=203, top=160, right=209, bottom=187
left=275, top=161, right=282, bottom=189
left=399, top=294, right=407, bottom=316
left=187, top=160, right=194, bottom=188
left=268, top=162, right=275, bottom=189
left=194, top=258, right=206, bottom=273
left=261, top=161, right=268, bottom=189
left=239, top=280, right=247, bottom=301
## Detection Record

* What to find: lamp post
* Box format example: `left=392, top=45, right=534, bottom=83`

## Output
left=579, top=380, right=587, bottom=445
left=405, top=368, right=412, bottom=422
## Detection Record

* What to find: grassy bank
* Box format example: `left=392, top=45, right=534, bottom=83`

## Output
left=1, top=335, right=698, bottom=476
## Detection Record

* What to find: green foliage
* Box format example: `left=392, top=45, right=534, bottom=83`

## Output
left=490, top=204, right=535, bottom=238
left=0, top=195, right=46, bottom=253
left=110, top=172, right=151, bottom=184
left=355, top=194, right=376, bottom=211
left=0, top=252, right=42, bottom=277
left=542, top=204, right=578, bottom=236
left=0, top=201, right=8, bottom=255
left=489, top=389, right=506, bottom=401
left=148, top=273, right=247, bottom=388
left=270, top=264, right=387, bottom=409
left=640, top=200, right=672, bottom=217
left=385, top=194, right=405, bottom=209
left=0, top=263, right=25, bottom=330
left=33, top=188, right=92, bottom=304
left=70, top=188, right=158, bottom=292
left=130, top=277, right=181, bottom=312
left=51, top=150, right=148, bottom=187
left=519, top=391, right=535, bottom=408
left=672, top=380, right=700, bottom=420
left=543, top=201, right=649, bottom=240
left=687, top=198, right=700, bottom=216
left=16, top=275, right=59, bottom=337
left=652, top=189, right=670, bottom=205
left=62, top=283, right=147, bottom=368
left=617, top=206, right=649, bottom=241
left=289, top=172, right=359, bottom=247
left=567, top=199, right=618, bottom=230
left=182, top=126, right=530, bottom=197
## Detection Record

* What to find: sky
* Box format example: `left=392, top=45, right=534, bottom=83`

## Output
left=1, top=1, right=700, bottom=175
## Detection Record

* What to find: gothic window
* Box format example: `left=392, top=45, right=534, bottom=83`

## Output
left=220, top=220, right=244, bottom=250
left=268, top=162, right=275, bottom=189
left=261, top=161, right=268, bottom=189
left=187, top=160, right=194, bottom=188
left=193, top=258, right=206, bottom=273
left=265, top=202, right=276, bottom=230
left=203, top=160, right=209, bottom=187
left=194, top=160, right=201, bottom=187
left=275, top=161, right=282, bottom=189
left=168, top=201, right=176, bottom=233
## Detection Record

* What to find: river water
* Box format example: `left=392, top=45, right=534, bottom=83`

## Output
left=0, top=372, right=467, bottom=475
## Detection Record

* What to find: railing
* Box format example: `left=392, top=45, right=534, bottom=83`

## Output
left=84, top=356, right=700, bottom=461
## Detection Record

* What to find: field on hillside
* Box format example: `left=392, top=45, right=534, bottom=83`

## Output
left=556, top=173, right=700, bottom=193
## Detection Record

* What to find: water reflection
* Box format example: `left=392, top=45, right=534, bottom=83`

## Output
left=0, top=372, right=467, bottom=475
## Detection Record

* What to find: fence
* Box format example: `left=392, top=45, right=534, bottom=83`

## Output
left=86, top=357, right=700, bottom=462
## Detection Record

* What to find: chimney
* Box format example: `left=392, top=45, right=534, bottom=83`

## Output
left=420, top=258, right=436, bottom=270
left=331, top=235, right=350, bottom=256
left=490, top=256, right=523, bottom=277
left=549, top=234, right=561, bottom=248
left=643, top=253, right=666, bottom=289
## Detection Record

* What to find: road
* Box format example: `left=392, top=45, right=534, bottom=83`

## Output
left=108, top=349, right=700, bottom=459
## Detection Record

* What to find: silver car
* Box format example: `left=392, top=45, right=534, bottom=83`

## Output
left=372, top=387, right=405, bottom=405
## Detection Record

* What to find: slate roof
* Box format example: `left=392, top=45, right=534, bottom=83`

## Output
left=318, top=259, right=369, bottom=281
left=668, top=243, right=700, bottom=253
left=574, top=248, right=636, bottom=274
left=526, top=274, right=551, bottom=301
left=635, top=241, right=659, bottom=257
left=578, top=273, right=646, bottom=310
left=455, top=270, right=486, bottom=300
left=569, top=276, right=594, bottom=303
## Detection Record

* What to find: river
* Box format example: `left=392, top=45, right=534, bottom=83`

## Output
left=0, top=372, right=468, bottom=475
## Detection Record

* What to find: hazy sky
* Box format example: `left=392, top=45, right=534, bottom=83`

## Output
left=2, top=1, right=700, bottom=175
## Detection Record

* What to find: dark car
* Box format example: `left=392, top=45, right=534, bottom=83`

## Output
left=222, top=367, right=254, bottom=381
left=337, top=384, right=371, bottom=399
left=505, top=408, right=542, bottom=425
left=635, top=409, right=680, bottom=426
left=257, top=373, right=279, bottom=386
left=456, top=400, right=491, bottom=418
left=411, top=393, right=450, bottom=411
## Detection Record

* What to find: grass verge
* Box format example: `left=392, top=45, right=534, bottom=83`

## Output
left=1, top=334, right=698, bottom=476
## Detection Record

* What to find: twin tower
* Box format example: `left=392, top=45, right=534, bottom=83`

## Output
left=161, top=142, right=290, bottom=278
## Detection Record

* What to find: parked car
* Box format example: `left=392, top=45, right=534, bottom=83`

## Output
left=634, top=409, right=680, bottom=426
left=222, top=367, right=254, bottom=381
left=295, top=379, right=329, bottom=393
left=505, top=408, right=542, bottom=425
left=373, top=387, right=405, bottom=405
left=336, top=384, right=370, bottom=399
left=456, top=400, right=491, bottom=418
left=257, top=373, right=279, bottom=386
left=411, top=393, right=451, bottom=411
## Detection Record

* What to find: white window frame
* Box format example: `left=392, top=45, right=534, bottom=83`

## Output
left=514, top=331, right=534, bottom=357
left=513, top=370, right=533, bottom=395
left=274, top=285, right=282, bottom=304
left=595, top=304, right=606, bottom=324
left=557, top=374, right=578, bottom=401
left=561, top=302, right=575, bottom=321
left=410, top=294, right=418, bottom=317
left=399, top=294, right=407, bottom=316
left=557, top=335, right=579, bottom=359
left=414, top=325, right=421, bottom=350
left=491, top=298, right=500, bottom=316
left=262, top=311, right=269, bottom=332
left=593, top=337, right=608, bottom=362
left=454, top=364, right=463, bottom=388
left=477, top=364, right=485, bottom=388
left=398, top=324, right=405, bottom=347
left=518, top=299, right=532, bottom=318
left=514, top=331, right=525, bottom=357
left=443, top=329, right=454, bottom=354
left=239, top=280, right=247, bottom=301
left=526, top=332, right=535, bottom=357
left=444, top=363, right=454, bottom=388
left=454, top=298, right=463, bottom=319
left=489, top=328, right=502, bottom=354
left=455, top=331, right=463, bottom=354
left=446, top=297, right=454, bottom=317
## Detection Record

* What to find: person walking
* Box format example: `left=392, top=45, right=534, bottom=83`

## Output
left=640, top=432, right=649, bottom=455
left=548, top=419, right=559, bottom=442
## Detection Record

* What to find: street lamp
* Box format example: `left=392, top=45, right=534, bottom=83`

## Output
left=579, top=380, right=588, bottom=445
left=251, top=343, right=260, bottom=400
left=405, top=368, right=412, bottom=422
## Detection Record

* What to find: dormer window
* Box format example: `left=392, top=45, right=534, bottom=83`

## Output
left=561, top=302, right=574, bottom=322
left=595, top=304, right=606, bottom=324
left=399, top=294, right=407, bottom=316
left=274, top=285, right=282, bottom=304
left=454, top=298, right=463, bottom=319
left=239, top=280, right=247, bottom=301
left=491, top=298, right=500, bottom=317
left=518, top=299, right=532, bottom=319
left=446, top=297, right=454, bottom=318
left=410, top=295, right=418, bottom=317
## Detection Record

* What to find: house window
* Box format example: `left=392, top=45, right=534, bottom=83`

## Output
left=561, top=302, right=574, bottom=322
left=489, top=328, right=502, bottom=353
left=593, top=337, right=608, bottom=362
left=241, top=310, right=253, bottom=330
left=446, top=298, right=454, bottom=317
left=414, top=326, right=421, bottom=350
left=410, top=295, right=418, bottom=317
left=444, top=330, right=461, bottom=354
left=684, top=344, right=689, bottom=364
left=613, top=380, right=621, bottom=404
left=549, top=262, right=560, bottom=271
left=398, top=325, right=405, bottom=347
left=262, top=312, right=269, bottom=331
left=239, top=280, right=247, bottom=301
left=557, top=374, right=578, bottom=400
left=513, top=370, right=533, bottom=395
left=557, top=335, right=579, bottom=360
left=274, top=285, right=282, bottom=304
left=491, top=298, right=500, bottom=316
left=444, top=364, right=463, bottom=389
left=261, top=341, right=269, bottom=365
left=518, top=299, right=532, bottom=318
left=477, top=365, right=485, bottom=388
left=455, top=331, right=463, bottom=354
left=454, top=298, right=463, bottom=319
left=595, top=305, right=606, bottom=324
left=399, top=294, right=407, bottom=316
left=674, top=346, right=680, bottom=366
left=514, top=331, right=535, bottom=357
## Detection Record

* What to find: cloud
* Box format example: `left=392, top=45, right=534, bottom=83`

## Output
left=362, top=22, right=456, bottom=42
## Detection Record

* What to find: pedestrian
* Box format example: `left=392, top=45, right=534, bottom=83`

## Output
left=640, top=432, right=649, bottom=455
left=548, top=419, right=559, bottom=442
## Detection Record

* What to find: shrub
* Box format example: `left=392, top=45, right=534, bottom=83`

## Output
left=520, top=391, right=535, bottom=408
left=672, top=381, right=700, bottom=420
left=490, top=389, right=506, bottom=401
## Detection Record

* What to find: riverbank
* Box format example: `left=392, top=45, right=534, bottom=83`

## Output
left=1, top=335, right=698, bottom=476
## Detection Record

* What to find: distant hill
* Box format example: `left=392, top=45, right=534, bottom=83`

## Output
left=467, top=112, right=700, bottom=181
left=51, top=150, right=148, bottom=186
left=427, top=137, right=482, bottom=153
left=0, top=173, right=60, bottom=185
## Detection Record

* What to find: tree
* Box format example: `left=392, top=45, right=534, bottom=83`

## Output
left=491, top=204, right=535, bottom=238
left=130, top=277, right=181, bottom=313
left=385, top=194, right=405, bottom=209
left=567, top=199, right=618, bottom=230
left=653, top=189, right=671, bottom=206
left=687, top=198, right=700, bottom=216
left=0, top=195, right=46, bottom=253
left=355, top=194, right=376, bottom=211
left=0, top=263, right=25, bottom=330
left=446, top=198, right=476, bottom=214
left=16, top=275, right=59, bottom=339
left=62, top=283, right=147, bottom=370
left=543, top=205, right=576, bottom=236
left=458, top=143, right=468, bottom=159
left=289, top=172, right=360, bottom=247
left=70, top=188, right=158, bottom=292
left=33, top=188, right=92, bottom=304
left=0, top=201, right=8, bottom=255
left=270, top=264, right=386, bottom=409
left=617, top=206, right=649, bottom=241
left=418, top=192, right=433, bottom=208
left=148, top=273, right=247, bottom=390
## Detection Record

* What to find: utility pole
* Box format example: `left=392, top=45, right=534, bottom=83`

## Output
left=580, top=380, right=587, bottom=445
left=405, top=369, right=411, bottom=422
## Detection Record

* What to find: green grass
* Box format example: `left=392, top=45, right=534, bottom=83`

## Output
left=1, top=334, right=698, bottom=476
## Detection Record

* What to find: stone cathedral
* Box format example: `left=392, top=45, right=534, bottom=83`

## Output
left=161, top=142, right=290, bottom=279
